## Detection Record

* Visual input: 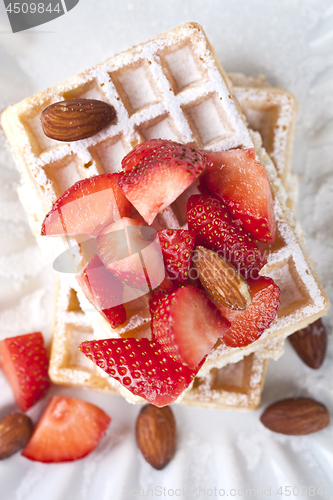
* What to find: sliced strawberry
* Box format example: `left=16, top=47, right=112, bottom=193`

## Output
left=79, top=338, right=204, bottom=407
left=216, top=276, right=280, bottom=347
left=153, top=286, right=230, bottom=369
left=157, top=229, right=196, bottom=287
left=102, top=305, right=127, bottom=329
left=22, top=396, right=111, bottom=463
left=203, top=149, right=275, bottom=243
left=149, top=276, right=175, bottom=319
left=41, top=173, right=132, bottom=237
left=0, top=332, right=50, bottom=412
left=122, top=139, right=163, bottom=173
left=118, top=139, right=207, bottom=225
left=187, top=194, right=267, bottom=279
left=97, top=217, right=165, bottom=292
left=76, top=254, right=126, bottom=328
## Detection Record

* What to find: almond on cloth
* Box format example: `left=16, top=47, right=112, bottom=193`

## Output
left=135, top=405, right=176, bottom=470
left=289, top=319, right=327, bottom=369
left=260, top=398, right=330, bottom=435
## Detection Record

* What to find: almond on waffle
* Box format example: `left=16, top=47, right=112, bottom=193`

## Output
left=0, top=22, right=329, bottom=407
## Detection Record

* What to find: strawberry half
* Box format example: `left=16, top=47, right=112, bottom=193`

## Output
left=22, top=396, right=111, bottom=463
left=187, top=194, right=267, bottom=279
left=203, top=149, right=275, bottom=243
left=97, top=217, right=165, bottom=293
left=76, top=254, right=126, bottom=328
left=79, top=338, right=204, bottom=407
left=153, top=286, right=230, bottom=369
left=0, top=332, right=50, bottom=412
left=118, top=139, right=207, bottom=225
left=216, top=276, right=281, bottom=347
left=41, top=173, right=132, bottom=237
left=157, top=229, right=196, bottom=287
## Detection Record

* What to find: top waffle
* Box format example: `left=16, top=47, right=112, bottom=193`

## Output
left=1, top=22, right=329, bottom=374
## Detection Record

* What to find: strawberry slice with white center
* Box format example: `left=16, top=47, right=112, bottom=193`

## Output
left=22, top=396, right=111, bottom=463
left=203, top=149, right=275, bottom=243
left=41, top=173, right=132, bottom=237
left=153, top=286, right=230, bottom=369
left=157, top=229, right=196, bottom=287
left=215, top=276, right=281, bottom=347
left=0, top=332, right=50, bottom=412
left=118, top=139, right=207, bottom=225
left=76, top=254, right=126, bottom=328
left=79, top=338, right=204, bottom=407
left=187, top=194, right=267, bottom=279
left=97, top=217, right=165, bottom=293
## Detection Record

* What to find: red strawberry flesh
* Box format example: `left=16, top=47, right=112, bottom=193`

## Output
left=41, top=173, right=132, bottom=237
left=157, top=229, right=196, bottom=287
left=97, top=218, right=165, bottom=292
left=215, top=276, right=280, bottom=347
left=79, top=338, right=203, bottom=407
left=118, top=139, right=207, bottom=225
left=0, top=332, right=50, bottom=412
left=22, top=396, right=111, bottom=462
left=187, top=194, right=267, bottom=279
left=153, top=286, right=230, bottom=368
left=76, top=254, right=127, bottom=328
left=204, top=149, right=275, bottom=243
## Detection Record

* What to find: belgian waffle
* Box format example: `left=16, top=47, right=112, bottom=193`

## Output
left=1, top=22, right=329, bottom=409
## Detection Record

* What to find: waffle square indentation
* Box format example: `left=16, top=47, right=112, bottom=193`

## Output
left=62, top=80, right=109, bottom=103
left=268, top=257, right=311, bottom=317
left=89, top=136, right=131, bottom=174
left=21, top=105, right=61, bottom=156
left=164, top=45, right=205, bottom=93
left=184, top=95, right=234, bottom=147
left=139, top=115, right=181, bottom=142
left=44, top=156, right=82, bottom=197
left=111, top=64, right=159, bottom=115
left=67, top=326, right=95, bottom=369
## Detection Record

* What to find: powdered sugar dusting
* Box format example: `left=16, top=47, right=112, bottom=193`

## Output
left=0, top=245, right=49, bottom=288
left=0, top=288, right=53, bottom=339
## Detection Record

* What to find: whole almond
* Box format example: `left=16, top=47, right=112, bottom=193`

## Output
left=193, top=246, right=252, bottom=310
left=135, top=405, right=176, bottom=470
left=260, top=398, right=330, bottom=435
left=0, top=413, right=34, bottom=459
left=41, top=99, right=116, bottom=141
left=289, top=319, right=327, bottom=369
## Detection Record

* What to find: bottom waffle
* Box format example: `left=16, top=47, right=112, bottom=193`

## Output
left=50, top=275, right=280, bottom=410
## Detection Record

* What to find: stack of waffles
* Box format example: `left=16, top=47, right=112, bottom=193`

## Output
left=1, top=22, right=329, bottom=410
